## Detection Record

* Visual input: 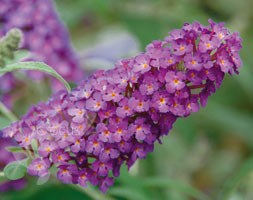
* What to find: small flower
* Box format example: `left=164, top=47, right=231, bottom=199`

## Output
left=27, top=158, right=50, bottom=177
left=67, top=102, right=86, bottom=123
left=38, top=140, right=58, bottom=157
left=52, top=150, right=70, bottom=164
left=171, top=40, right=193, bottom=56
left=159, top=53, right=179, bottom=69
left=139, top=74, right=160, bottom=95
left=78, top=171, right=88, bottom=187
left=97, top=123, right=113, bottom=143
left=116, top=98, right=134, bottom=118
left=184, top=53, right=202, bottom=71
left=152, top=91, right=170, bottom=113
left=169, top=99, right=186, bottom=116
left=133, top=54, right=151, bottom=74
left=99, top=146, right=120, bottom=162
left=185, top=97, right=200, bottom=115
left=92, top=160, right=112, bottom=176
left=165, top=71, right=186, bottom=93
left=86, top=92, right=106, bottom=112
left=129, top=91, right=149, bottom=112
left=71, top=138, right=85, bottom=153
left=57, top=165, right=77, bottom=184
left=111, top=121, right=128, bottom=142
left=217, top=51, right=233, bottom=73
left=166, top=29, right=185, bottom=42
left=100, top=177, right=114, bottom=193
left=129, top=118, right=151, bottom=141
left=86, top=136, right=103, bottom=156
left=14, top=127, right=34, bottom=147
left=198, top=34, right=219, bottom=53
left=102, top=86, right=124, bottom=102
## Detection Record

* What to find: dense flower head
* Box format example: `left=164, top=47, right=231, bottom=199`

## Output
left=2, top=20, right=242, bottom=192
left=0, top=135, right=26, bottom=192
left=0, top=0, right=84, bottom=105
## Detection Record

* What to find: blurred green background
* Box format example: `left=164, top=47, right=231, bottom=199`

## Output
left=1, top=0, right=253, bottom=199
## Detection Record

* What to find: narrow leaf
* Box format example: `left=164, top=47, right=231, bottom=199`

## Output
left=0, top=62, right=71, bottom=92
left=0, top=116, right=11, bottom=129
left=5, top=50, right=29, bottom=65
left=5, top=146, right=25, bottom=154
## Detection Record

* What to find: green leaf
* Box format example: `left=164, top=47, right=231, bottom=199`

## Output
left=218, top=157, right=253, bottom=200
left=5, top=146, right=25, bottom=154
left=0, top=116, right=11, bottom=129
left=4, top=158, right=30, bottom=180
left=0, top=171, right=8, bottom=182
left=5, top=50, right=29, bottom=65
left=0, top=61, right=71, bottom=92
left=31, top=139, right=38, bottom=154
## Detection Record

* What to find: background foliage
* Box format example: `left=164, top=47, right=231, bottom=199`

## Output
left=1, top=0, right=253, bottom=199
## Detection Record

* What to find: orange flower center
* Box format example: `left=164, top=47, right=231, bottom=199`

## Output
left=36, top=164, right=43, bottom=170
left=159, top=98, right=165, bottom=104
left=136, top=125, right=142, bottom=131
left=78, top=110, right=84, bottom=116
left=191, top=60, right=196, bottom=65
left=173, top=79, right=179, bottom=84
left=205, top=43, right=211, bottom=48
left=168, top=59, right=173, bottom=64
left=143, top=63, right=148, bottom=68
left=179, top=46, right=185, bottom=51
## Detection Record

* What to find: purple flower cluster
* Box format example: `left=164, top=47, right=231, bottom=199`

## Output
left=2, top=20, right=242, bottom=192
left=0, top=0, right=84, bottom=105
left=0, top=136, right=26, bottom=192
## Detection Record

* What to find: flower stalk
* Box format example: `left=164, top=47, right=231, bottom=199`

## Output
left=0, top=28, right=22, bottom=68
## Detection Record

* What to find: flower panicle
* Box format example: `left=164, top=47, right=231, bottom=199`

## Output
left=2, top=19, right=242, bottom=192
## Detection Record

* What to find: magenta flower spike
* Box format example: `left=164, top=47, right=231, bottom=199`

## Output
left=2, top=20, right=242, bottom=192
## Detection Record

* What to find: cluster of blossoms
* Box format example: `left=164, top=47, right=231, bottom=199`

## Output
left=0, top=135, right=26, bottom=191
left=3, top=20, right=242, bottom=192
left=0, top=0, right=83, bottom=106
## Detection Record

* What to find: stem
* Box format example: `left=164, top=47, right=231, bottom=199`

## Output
left=188, top=84, right=206, bottom=90
left=0, top=101, right=18, bottom=122
left=70, top=184, right=115, bottom=200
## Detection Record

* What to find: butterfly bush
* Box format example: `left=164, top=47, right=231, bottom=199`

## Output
left=2, top=20, right=242, bottom=192
left=0, top=0, right=83, bottom=106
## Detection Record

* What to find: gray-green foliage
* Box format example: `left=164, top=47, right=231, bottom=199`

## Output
left=3, top=158, right=30, bottom=180
left=0, top=62, right=71, bottom=92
